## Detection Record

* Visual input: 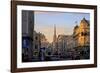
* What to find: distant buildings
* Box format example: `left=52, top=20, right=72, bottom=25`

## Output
left=56, top=35, right=75, bottom=58
left=33, top=31, right=50, bottom=60
left=57, top=35, right=67, bottom=56
left=40, top=33, right=49, bottom=48
left=65, top=35, right=75, bottom=50
left=52, top=25, right=75, bottom=58
left=40, top=33, right=51, bottom=56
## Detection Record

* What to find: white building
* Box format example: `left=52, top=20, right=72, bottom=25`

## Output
left=57, top=35, right=75, bottom=57
left=57, top=35, right=68, bottom=56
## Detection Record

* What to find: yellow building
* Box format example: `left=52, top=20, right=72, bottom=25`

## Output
left=73, top=18, right=90, bottom=47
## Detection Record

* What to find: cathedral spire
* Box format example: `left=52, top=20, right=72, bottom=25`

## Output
left=53, top=24, right=57, bottom=54
left=53, top=24, right=57, bottom=43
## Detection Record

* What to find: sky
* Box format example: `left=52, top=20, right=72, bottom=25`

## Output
left=34, top=11, right=90, bottom=43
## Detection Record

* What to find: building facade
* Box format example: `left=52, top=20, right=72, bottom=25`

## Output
left=22, top=10, right=34, bottom=62
left=73, top=18, right=90, bottom=59
left=65, top=35, right=75, bottom=50
left=57, top=35, right=67, bottom=56
left=32, top=31, right=41, bottom=60
left=57, top=35, right=75, bottom=58
left=73, top=18, right=90, bottom=47
left=33, top=31, right=50, bottom=60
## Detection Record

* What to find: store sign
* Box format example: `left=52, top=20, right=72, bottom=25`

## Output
left=22, top=38, right=29, bottom=48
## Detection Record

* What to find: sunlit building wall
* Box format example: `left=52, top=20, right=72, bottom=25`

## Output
left=73, top=18, right=90, bottom=47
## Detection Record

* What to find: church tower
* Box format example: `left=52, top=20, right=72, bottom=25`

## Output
left=53, top=25, right=57, bottom=43
left=53, top=25, right=57, bottom=54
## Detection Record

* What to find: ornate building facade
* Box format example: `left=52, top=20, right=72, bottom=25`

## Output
left=73, top=18, right=90, bottom=59
left=73, top=18, right=90, bottom=48
left=33, top=31, right=50, bottom=60
left=32, top=31, right=41, bottom=60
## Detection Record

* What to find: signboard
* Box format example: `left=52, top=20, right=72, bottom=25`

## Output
left=22, top=38, right=30, bottom=49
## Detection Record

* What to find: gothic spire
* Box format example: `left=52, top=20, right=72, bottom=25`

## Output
left=53, top=24, right=57, bottom=43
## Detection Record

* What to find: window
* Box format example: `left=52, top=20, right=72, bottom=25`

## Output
left=35, top=36, right=38, bottom=40
left=81, top=32, right=84, bottom=36
left=35, top=45, right=38, bottom=49
left=81, top=32, right=88, bottom=36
